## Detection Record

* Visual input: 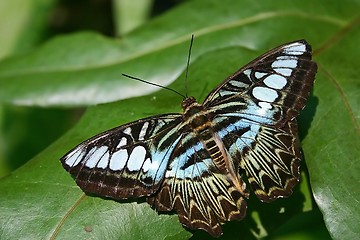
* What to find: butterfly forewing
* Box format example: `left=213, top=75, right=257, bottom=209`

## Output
left=61, top=114, right=182, bottom=199
left=60, top=39, right=317, bottom=237
left=205, top=40, right=315, bottom=125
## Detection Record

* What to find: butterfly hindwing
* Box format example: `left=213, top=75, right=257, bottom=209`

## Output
left=148, top=134, right=247, bottom=237
left=243, top=120, right=301, bottom=201
left=61, top=114, right=182, bottom=199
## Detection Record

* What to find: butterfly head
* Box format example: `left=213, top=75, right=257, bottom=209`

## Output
left=181, top=96, right=198, bottom=111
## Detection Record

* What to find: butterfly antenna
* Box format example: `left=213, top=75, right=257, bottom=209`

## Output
left=122, top=74, right=186, bottom=99
left=184, top=34, right=194, bottom=98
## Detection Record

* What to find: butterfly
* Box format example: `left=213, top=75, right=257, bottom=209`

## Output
left=61, top=39, right=317, bottom=237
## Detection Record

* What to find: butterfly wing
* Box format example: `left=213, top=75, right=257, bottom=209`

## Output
left=204, top=40, right=317, bottom=201
left=205, top=40, right=315, bottom=125
left=148, top=133, right=247, bottom=237
left=61, top=114, right=183, bottom=199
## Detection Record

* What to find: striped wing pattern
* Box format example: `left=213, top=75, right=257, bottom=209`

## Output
left=61, top=40, right=317, bottom=237
left=61, top=115, right=183, bottom=198
left=148, top=133, right=247, bottom=237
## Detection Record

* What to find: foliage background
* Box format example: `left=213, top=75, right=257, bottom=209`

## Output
left=0, top=0, right=359, bottom=239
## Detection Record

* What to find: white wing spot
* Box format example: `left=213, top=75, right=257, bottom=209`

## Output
left=142, top=158, right=159, bottom=173
left=284, top=42, right=306, bottom=55
left=264, top=74, right=287, bottom=89
left=85, top=146, right=108, bottom=168
left=274, top=68, right=292, bottom=76
left=258, top=101, right=272, bottom=110
left=109, top=149, right=128, bottom=171
left=123, top=127, right=132, bottom=135
left=127, top=146, right=147, bottom=171
left=97, top=151, right=110, bottom=169
left=256, top=102, right=273, bottom=116
left=64, top=148, right=84, bottom=167
left=139, top=122, right=149, bottom=140
left=229, top=80, right=249, bottom=88
left=243, top=69, right=251, bottom=77
left=219, top=90, right=235, bottom=97
left=252, top=86, right=278, bottom=102
left=271, top=58, right=297, bottom=69
left=117, top=137, right=127, bottom=148
left=255, top=72, right=267, bottom=79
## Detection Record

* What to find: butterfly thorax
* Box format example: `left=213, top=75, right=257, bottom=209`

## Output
left=182, top=96, right=211, bottom=132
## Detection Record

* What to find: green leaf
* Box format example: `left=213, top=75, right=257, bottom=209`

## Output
left=0, top=0, right=359, bottom=239
left=0, top=0, right=356, bottom=106
left=301, top=17, right=360, bottom=239
left=0, top=0, right=59, bottom=176
left=0, top=0, right=56, bottom=59
left=113, top=0, right=153, bottom=35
